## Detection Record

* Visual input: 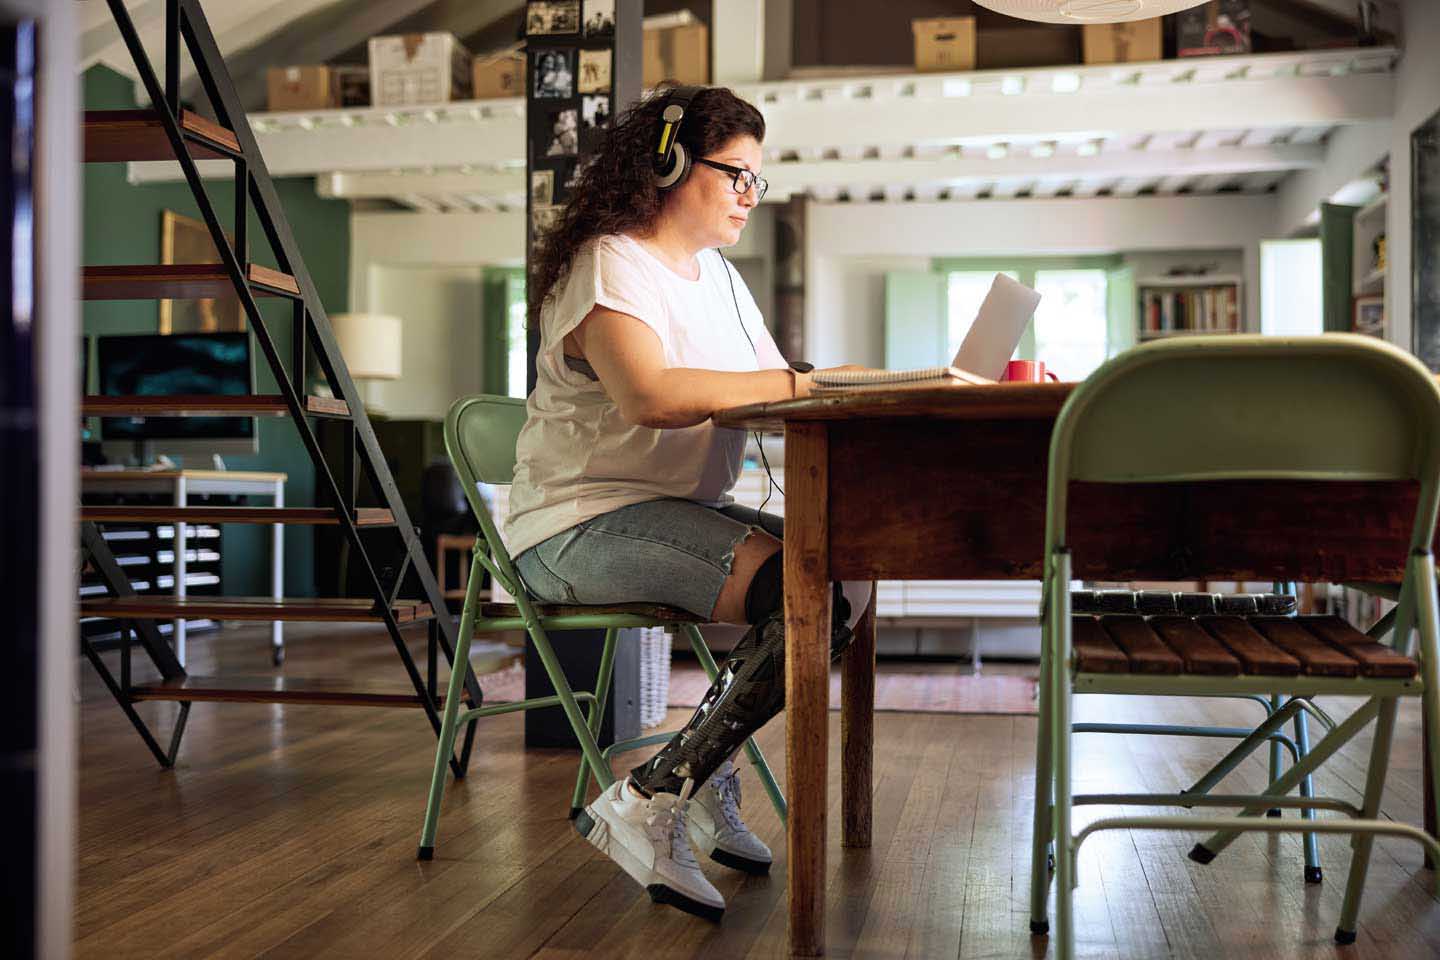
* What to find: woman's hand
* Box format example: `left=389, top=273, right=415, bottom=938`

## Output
left=792, top=365, right=867, bottom=400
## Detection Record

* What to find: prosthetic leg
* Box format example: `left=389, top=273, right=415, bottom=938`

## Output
left=631, top=552, right=854, bottom=796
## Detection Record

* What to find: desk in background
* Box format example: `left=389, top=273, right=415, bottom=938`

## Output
left=80, top=469, right=287, bottom=665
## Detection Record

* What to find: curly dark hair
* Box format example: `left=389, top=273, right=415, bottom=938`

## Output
left=529, top=85, right=766, bottom=326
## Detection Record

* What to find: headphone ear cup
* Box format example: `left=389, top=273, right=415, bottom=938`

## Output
left=655, top=141, right=690, bottom=191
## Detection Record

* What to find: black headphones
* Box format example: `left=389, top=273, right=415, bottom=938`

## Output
left=653, top=85, right=702, bottom=191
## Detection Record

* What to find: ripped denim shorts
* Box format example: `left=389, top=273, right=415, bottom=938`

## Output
left=512, top=497, right=783, bottom=619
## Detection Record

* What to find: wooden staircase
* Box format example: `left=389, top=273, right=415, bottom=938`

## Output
left=79, top=0, right=481, bottom=773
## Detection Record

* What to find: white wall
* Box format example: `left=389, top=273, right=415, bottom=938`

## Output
left=364, top=264, right=485, bottom=419
left=804, top=195, right=1278, bottom=367
left=1385, top=0, right=1440, bottom=352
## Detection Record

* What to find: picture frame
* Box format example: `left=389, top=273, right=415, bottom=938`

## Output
left=583, top=0, right=615, bottom=38
left=532, top=48, right=575, bottom=100
left=526, top=0, right=581, bottom=36
left=159, top=209, right=243, bottom=334
left=578, top=48, right=611, bottom=94
left=580, top=94, right=610, bottom=151
left=530, top=169, right=555, bottom=207
left=542, top=106, right=579, bottom=156
left=1353, top=293, right=1385, bottom=338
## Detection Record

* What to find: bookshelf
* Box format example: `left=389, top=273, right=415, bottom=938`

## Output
left=1352, top=188, right=1388, bottom=337
left=1137, top=275, right=1243, bottom=339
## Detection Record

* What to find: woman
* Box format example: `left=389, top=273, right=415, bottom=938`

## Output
left=509, top=85, right=873, bottom=921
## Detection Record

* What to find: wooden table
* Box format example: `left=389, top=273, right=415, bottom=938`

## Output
left=81, top=469, right=288, bottom=665
left=715, top=382, right=1434, bottom=957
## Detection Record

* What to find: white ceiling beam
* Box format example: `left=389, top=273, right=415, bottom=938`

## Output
left=752, top=73, right=1393, bottom=152
left=317, top=168, right=522, bottom=198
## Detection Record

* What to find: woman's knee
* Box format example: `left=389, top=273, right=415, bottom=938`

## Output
left=710, top=527, right=783, bottom=624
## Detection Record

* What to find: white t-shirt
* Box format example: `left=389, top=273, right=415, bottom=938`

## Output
left=504, top=233, right=788, bottom=558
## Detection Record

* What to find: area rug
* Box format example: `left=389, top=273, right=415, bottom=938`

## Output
left=474, top=661, right=1037, bottom=715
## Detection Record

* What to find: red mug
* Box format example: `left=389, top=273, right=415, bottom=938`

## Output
left=1001, top=359, right=1060, bottom=383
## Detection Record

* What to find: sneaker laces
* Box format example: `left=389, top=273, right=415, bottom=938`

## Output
left=645, top=777, right=699, bottom=867
left=712, top=766, right=746, bottom=832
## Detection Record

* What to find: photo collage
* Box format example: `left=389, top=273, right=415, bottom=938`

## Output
left=525, top=0, right=616, bottom=251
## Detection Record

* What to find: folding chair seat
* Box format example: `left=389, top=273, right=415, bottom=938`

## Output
left=417, top=395, right=785, bottom=861
left=1029, top=335, right=1440, bottom=959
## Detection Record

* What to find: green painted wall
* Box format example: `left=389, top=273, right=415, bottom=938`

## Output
left=83, top=65, right=351, bottom=596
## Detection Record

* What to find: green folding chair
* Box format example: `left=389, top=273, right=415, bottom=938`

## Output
left=418, top=394, right=786, bottom=860
left=1028, top=334, right=1440, bottom=959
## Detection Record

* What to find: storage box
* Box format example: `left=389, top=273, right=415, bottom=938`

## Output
left=1083, top=19, right=1163, bottom=65
left=1176, top=0, right=1252, bottom=57
left=643, top=22, right=709, bottom=86
left=912, top=17, right=976, bottom=73
left=266, top=66, right=337, bottom=112
left=332, top=64, right=370, bottom=108
left=472, top=47, right=525, bottom=99
left=367, top=32, right=472, bottom=107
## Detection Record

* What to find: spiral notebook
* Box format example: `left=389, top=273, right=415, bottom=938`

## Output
left=812, top=273, right=1041, bottom=391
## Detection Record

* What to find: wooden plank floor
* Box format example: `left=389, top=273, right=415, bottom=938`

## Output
left=76, top=622, right=1440, bottom=959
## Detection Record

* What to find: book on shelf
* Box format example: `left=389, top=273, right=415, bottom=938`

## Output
left=1140, top=282, right=1239, bottom=335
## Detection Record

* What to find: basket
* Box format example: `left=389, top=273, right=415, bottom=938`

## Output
left=637, top=626, right=673, bottom=729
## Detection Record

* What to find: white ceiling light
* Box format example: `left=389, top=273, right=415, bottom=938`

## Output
left=971, top=0, right=1210, bottom=23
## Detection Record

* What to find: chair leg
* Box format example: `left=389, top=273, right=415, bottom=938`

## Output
left=418, top=554, right=483, bottom=860
left=1294, top=705, right=1322, bottom=883
left=1335, top=697, right=1401, bottom=943
left=1052, top=594, right=1076, bottom=960
left=524, top=618, right=616, bottom=794
left=1415, top=562, right=1440, bottom=870
left=1029, top=644, right=1055, bottom=935
left=1267, top=693, right=1284, bottom=818
left=680, top=623, right=788, bottom=822
left=569, top=627, right=619, bottom=818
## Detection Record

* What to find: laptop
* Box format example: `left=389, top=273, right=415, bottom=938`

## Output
left=812, top=273, right=1041, bottom=390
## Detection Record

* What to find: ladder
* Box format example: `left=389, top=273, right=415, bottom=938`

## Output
left=78, top=0, right=482, bottom=775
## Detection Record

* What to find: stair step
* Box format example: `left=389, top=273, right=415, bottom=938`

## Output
left=81, top=506, right=395, bottom=526
left=83, top=394, right=350, bottom=418
left=79, top=596, right=432, bottom=623
left=84, top=109, right=241, bottom=162
left=83, top=263, right=301, bottom=301
left=128, top=675, right=448, bottom=708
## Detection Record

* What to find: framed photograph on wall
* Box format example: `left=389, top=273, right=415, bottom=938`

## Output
left=530, top=169, right=555, bottom=207
left=533, top=48, right=574, bottom=99
left=1353, top=293, right=1385, bottom=338
left=541, top=107, right=579, bottom=156
left=159, top=210, right=243, bottom=334
left=580, top=94, right=610, bottom=151
left=578, top=48, right=611, bottom=94
left=526, top=0, right=580, bottom=36
left=583, top=0, right=615, bottom=38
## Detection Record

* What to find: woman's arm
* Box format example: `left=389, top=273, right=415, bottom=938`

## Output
left=575, top=305, right=824, bottom=429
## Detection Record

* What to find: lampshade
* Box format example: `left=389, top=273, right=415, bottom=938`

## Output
left=329, top=312, right=403, bottom=380
left=971, top=0, right=1210, bottom=23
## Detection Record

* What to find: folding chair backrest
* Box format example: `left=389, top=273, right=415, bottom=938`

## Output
left=444, top=394, right=529, bottom=598
left=1046, top=334, right=1440, bottom=559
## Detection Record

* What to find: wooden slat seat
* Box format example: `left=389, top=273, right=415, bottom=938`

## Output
left=1071, top=615, right=1419, bottom=681
left=1098, top=616, right=1185, bottom=674
left=1072, top=616, right=1129, bottom=673
left=479, top=601, right=705, bottom=623
left=80, top=595, right=432, bottom=623
left=1250, top=617, right=1361, bottom=677
left=1301, top=616, right=1419, bottom=679
left=1196, top=616, right=1303, bottom=676
left=1149, top=616, right=1243, bottom=676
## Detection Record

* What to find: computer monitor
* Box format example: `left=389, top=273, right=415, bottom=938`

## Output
left=97, top=332, right=259, bottom=463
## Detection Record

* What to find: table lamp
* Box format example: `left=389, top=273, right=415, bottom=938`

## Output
left=329, top=312, right=402, bottom=413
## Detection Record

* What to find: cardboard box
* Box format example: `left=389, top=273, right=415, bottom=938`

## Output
left=266, top=66, right=337, bottom=112
left=643, top=22, right=709, bottom=86
left=1176, top=0, right=1252, bottom=57
left=368, top=32, right=472, bottom=107
left=977, top=26, right=1079, bottom=69
left=912, top=17, right=976, bottom=73
left=1083, top=19, right=1163, bottom=65
left=472, top=47, right=525, bottom=99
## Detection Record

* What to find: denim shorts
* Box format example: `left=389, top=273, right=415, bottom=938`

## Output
left=513, top=497, right=784, bottom=619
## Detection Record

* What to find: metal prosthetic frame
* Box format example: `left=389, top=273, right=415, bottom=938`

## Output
left=631, top=551, right=853, bottom=796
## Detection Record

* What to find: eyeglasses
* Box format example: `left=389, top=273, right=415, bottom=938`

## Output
left=694, top=157, right=768, bottom=201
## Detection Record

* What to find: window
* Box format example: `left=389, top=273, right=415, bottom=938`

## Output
left=1260, top=239, right=1322, bottom=336
left=506, top=288, right=527, bottom=399
left=1032, top=269, right=1109, bottom=379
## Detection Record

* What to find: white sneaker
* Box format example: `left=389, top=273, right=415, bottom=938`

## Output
left=577, top=778, right=725, bottom=921
left=688, top=761, right=773, bottom=875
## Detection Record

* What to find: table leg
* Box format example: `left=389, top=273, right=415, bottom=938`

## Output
left=272, top=479, right=284, bottom=664
left=841, top=581, right=876, bottom=849
left=784, top=422, right=831, bottom=957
